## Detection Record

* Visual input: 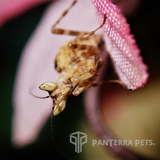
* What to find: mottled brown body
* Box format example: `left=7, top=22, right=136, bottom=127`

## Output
left=52, top=35, right=103, bottom=101
left=38, top=0, right=106, bottom=115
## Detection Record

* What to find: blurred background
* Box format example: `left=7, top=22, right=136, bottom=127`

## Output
left=0, top=0, right=160, bottom=159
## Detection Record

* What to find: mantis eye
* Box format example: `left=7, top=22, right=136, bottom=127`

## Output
left=52, top=100, right=66, bottom=116
left=39, top=81, right=57, bottom=91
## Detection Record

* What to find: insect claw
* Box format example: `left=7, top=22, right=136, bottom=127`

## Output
left=39, top=81, right=57, bottom=91
left=52, top=100, right=66, bottom=116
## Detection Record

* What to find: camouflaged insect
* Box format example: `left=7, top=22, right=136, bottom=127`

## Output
left=39, top=0, right=106, bottom=115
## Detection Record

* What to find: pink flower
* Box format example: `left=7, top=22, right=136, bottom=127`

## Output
left=1, top=0, right=148, bottom=159
left=85, top=1, right=148, bottom=159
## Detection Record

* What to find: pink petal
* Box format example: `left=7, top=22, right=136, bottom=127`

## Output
left=85, top=1, right=149, bottom=159
left=92, top=0, right=148, bottom=90
left=85, top=86, right=148, bottom=160
left=13, top=0, right=103, bottom=147
left=0, top=0, right=51, bottom=27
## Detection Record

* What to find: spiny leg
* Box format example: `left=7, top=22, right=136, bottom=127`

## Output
left=92, top=80, right=125, bottom=88
left=51, top=0, right=88, bottom=37
left=68, top=14, right=107, bottom=48
left=70, top=43, right=98, bottom=51
left=52, top=0, right=77, bottom=30
left=66, top=14, right=106, bottom=54
left=52, top=28, right=89, bottom=37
